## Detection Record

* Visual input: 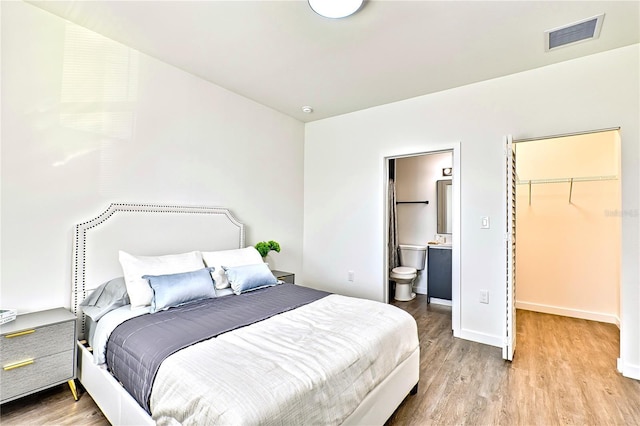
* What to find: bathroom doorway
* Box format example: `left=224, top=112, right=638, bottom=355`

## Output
left=507, top=128, right=622, bottom=362
left=385, top=143, right=461, bottom=336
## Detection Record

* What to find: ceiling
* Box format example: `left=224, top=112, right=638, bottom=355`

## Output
left=28, top=1, right=640, bottom=122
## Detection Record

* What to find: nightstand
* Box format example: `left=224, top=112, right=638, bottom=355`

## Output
left=271, top=270, right=295, bottom=284
left=0, top=308, right=77, bottom=404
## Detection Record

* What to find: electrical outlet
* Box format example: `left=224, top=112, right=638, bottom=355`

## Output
left=480, top=290, right=489, bottom=304
left=348, top=270, right=355, bottom=282
left=481, top=216, right=490, bottom=229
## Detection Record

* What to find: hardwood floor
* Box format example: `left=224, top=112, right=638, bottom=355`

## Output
left=387, top=296, right=640, bottom=425
left=0, top=382, right=108, bottom=425
left=1, top=295, right=638, bottom=425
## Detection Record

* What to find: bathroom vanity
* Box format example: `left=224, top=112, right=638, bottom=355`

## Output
left=427, top=245, right=452, bottom=304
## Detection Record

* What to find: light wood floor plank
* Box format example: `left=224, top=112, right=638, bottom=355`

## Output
left=1, top=296, right=638, bottom=425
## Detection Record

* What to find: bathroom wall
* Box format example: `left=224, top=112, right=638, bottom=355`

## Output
left=395, top=152, right=452, bottom=294
left=515, top=131, right=621, bottom=324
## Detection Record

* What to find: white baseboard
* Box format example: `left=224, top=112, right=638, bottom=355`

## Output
left=516, top=300, right=619, bottom=325
left=617, top=358, right=640, bottom=380
left=429, top=298, right=452, bottom=307
left=413, top=285, right=427, bottom=295
left=412, top=286, right=452, bottom=307
left=455, top=328, right=502, bottom=348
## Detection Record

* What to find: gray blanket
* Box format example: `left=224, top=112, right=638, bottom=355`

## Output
left=105, top=283, right=329, bottom=413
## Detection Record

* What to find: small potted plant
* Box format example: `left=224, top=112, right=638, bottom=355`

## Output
left=254, top=240, right=281, bottom=258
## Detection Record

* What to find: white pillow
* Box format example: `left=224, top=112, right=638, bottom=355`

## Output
left=118, top=250, right=205, bottom=309
left=201, top=247, right=264, bottom=290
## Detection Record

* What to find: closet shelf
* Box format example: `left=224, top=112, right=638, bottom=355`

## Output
left=396, top=201, right=429, bottom=204
left=517, top=175, right=618, bottom=205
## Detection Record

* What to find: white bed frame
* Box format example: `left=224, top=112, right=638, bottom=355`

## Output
left=72, top=203, right=419, bottom=425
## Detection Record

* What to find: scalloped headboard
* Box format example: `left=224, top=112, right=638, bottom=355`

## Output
left=72, top=203, right=245, bottom=337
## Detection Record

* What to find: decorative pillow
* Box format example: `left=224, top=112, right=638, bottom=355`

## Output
left=80, top=277, right=129, bottom=321
left=224, top=263, right=278, bottom=295
left=201, top=247, right=264, bottom=290
left=119, top=250, right=204, bottom=309
left=143, top=267, right=216, bottom=313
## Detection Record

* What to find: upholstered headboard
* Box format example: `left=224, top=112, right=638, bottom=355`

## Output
left=72, top=203, right=245, bottom=335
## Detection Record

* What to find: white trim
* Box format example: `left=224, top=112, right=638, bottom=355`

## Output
left=456, top=328, right=502, bottom=348
left=516, top=301, right=620, bottom=325
left=617, top=357, right=640, bottom=380
left=513, top=127, right=621, bottom=144
left=429, top=298, right=452, bottom=307
left=409, top=286, right=452, bottom=307
left=450, top=142, right=461, bottom=336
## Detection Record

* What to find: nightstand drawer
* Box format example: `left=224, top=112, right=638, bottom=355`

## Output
left=0, top=349, right=74, bottom=401
left=0, top=321, right=75, bottom=364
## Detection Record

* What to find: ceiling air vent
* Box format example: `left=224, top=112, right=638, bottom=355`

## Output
left=545, top=14, right=605, bottom=51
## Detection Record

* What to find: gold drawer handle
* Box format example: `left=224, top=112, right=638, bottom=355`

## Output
left=3, top=359, right=34, bottom=371
left=5, top=329, right=35, bottom=338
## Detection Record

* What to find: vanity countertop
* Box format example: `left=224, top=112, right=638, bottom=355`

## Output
left=428, top=243, right=452, bottom=249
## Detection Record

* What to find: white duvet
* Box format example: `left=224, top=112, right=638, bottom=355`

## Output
left=150, top=294, right=419, bottom=425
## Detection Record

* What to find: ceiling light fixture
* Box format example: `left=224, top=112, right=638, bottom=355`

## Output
left=308, top=0, right=364, bottom=19
left=302, top=106, right=314, bottom=113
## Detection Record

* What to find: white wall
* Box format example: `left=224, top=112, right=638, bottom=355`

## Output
left=304, top=45, right=639, bottom=378
left=0, top=2, right=304, bottom=313
left=395, top=152, right=452, bottom=245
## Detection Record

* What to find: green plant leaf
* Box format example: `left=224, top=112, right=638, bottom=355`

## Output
left=254, top=240, right=280, bottom=257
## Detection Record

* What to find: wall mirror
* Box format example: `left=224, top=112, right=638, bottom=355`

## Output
left=437, top=179, right=452, bottom=234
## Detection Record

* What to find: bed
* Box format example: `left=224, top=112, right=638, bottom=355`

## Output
left=72, top=203, right=419, bottom=425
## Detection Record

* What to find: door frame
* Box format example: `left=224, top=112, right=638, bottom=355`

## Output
left=383, top=141, right=461, bottom=336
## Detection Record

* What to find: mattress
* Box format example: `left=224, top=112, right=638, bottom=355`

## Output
left=95, top=286, right=419, bottom=425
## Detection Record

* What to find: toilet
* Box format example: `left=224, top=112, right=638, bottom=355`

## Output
left=391, top=244, right=427, bottom=301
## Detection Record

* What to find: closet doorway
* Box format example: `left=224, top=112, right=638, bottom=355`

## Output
left=508, top=129, right=621, bottom=362
left=385, top=143, right=461, bottom=337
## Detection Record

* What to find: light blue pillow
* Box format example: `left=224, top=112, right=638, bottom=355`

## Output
left=143, top=267, right=216, bottom=313
left=224, top=263, right=278, bottom=295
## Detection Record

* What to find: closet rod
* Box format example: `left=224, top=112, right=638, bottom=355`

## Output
left=396, top=201, right=429, bottom=204
left=519, top=175, right=617, bottom=205
left=516, top=175, right=618, bottom=185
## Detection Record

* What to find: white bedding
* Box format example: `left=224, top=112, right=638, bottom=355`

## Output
left=149, top=294, right=419, bottom=425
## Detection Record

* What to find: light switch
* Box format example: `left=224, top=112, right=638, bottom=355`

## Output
left=481, top=216, right=490, bottom=229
